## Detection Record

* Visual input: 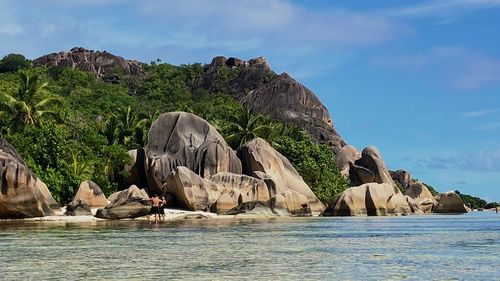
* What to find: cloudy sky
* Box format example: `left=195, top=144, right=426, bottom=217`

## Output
left=1, top=0, right=499, bottom=201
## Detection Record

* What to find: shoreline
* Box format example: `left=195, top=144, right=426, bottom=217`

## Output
left=1, top=208, right=497, bottom=224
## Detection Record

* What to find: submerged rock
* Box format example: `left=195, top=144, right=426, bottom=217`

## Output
left=0, top=138, right=59, bottom=219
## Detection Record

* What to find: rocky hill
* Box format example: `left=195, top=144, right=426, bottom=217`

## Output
left=33, top=47, right=142, bottom=83
left=33, top=48, right=345, bottom=152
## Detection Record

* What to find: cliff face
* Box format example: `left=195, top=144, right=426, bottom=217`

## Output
left=33, top=47, right=142, bottom=83
left=200, top=56, right=346, bottom=152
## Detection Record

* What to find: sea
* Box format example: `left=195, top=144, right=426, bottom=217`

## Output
left=0, top=211, right=498, bottom=280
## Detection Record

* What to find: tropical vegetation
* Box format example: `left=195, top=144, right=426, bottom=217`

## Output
left=0, top=53, right=350, bottom=204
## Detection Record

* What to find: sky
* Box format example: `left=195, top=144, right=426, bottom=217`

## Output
left=1, top=0, right=499, bottom=201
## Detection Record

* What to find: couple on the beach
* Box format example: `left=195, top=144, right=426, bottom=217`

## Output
left=149, top=195, right=166, bottom=223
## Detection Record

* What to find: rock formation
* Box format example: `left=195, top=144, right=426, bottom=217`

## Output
left=144, top=112, right=241, bottom=195
left=0, top=139, right=59, bottom=219
left=323, top=183, right=412, bottom=216
left=95, top=185, right=150, bottom=219
left=200, top=56, right=345, bottom=152
left=33, top=47, right=142, bottom=83
left=390, top=169, right=412, bottom=189
left=72, top=180, right=107, bottom=208
left=65, top=199, right=92, bottom=216
left=238, top=138, right=325, bottom=214
left=164, top=166, right=224, bottom=212
left=434, top=191, right=467, bottom=214
left=404, top=181, right=437, bottom=213
left=336, top=145, right=361, bottom=177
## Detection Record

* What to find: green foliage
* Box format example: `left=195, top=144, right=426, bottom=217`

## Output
left=484, top=202, right=499, bottom=209
left=455, top=190, right=487, bottom=209
left=272, top=132, right=350, bottom=203
left=395, top=180, right=406, bottom=193
left=6, top=122, right=78, bottom=204
left=422, top=182, right=439, bottom=196
left=0, top=71, right=62, bottom=133
left=0, top=54, right=30, bottom=73
left=222, top=107, right=272, bottom=149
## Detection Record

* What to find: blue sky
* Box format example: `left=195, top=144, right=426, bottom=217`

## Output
left=1, top=0, right=499, bottom=201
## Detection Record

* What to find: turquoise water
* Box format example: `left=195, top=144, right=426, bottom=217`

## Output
left=0, top=212, right=498, bottom=280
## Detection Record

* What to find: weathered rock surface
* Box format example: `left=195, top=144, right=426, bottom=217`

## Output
left=226, top=199, right=292, bottom=216
left=122, top=148, right=148, bottom=189
left=434, top=191, right=467, bottom=214
left=65, top=199, right=92, bottom=216
left=238, top=138, right=325, bottom=213
left=323, top=183, right=412, bottom=216
left=200, top=56, right=345, bottom=152
left=144, top=112, right=242, bottom=195
left=353, top=146, right=394, bottom=186
left=0, top=139, right=59, bottom=219
left=164, top=166, right=223, bottom=212
left=95, top=185, right=150, bottom=219
left=73, top=180, right=107, bottom=208
left=405, top=182, right=437, bottom=213
left=390, top=169, right=412, bottom=189
left=33, top=47, right=142, bottom=82
left=336, top=145, right=361, bottom=177
left=211, top=172, right=270, bottom=203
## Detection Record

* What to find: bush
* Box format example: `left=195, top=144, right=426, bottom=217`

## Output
left=272, top=134, right=350, bottom=203
left=0, top=54, right=30, bottom=73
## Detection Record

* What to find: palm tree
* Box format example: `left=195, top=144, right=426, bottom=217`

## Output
left=223, top=107, right=272, bottom=149
left=0, top=71, right=62, bottom=132
left=67, top=151, right=93, bottom=178
left=103, top=114, right=120, bottom=145
left=116, top=106, right=148, bottom=146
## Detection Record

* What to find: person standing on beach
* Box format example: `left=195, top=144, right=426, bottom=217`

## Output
left=159, top=195, right=167, bottom=222
left=150, top=196, right=162, bottom=223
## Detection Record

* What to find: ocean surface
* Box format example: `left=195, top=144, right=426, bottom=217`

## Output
left=0, top=212, right=498, bottom=280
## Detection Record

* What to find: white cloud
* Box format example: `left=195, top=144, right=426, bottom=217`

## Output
left=463, top=109, right=499, bottom=117
left=370, top=47, right=500, bottom=90
left=386, top=0, right=500, bottom=17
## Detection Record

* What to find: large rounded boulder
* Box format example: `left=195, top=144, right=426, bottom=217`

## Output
left=238, top=138, right=325, bottom=214
left=144, top=112, right=242, bottom=195
left=73, top=180, right=107, bottom=208
left=434, top=191, right=467, bottom=214
left=352, top=146, right=394, bottom=186
left=335, top=145, right=361, bottom=178
left=95, top=185, right=150, bottom=219
left=164, top=166, right=224, bottom=212
left=323, top=183, right=412, bottom=216
left=0, top=139, right=59, bottom=219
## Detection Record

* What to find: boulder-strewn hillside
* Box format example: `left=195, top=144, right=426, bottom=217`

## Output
left=199, top=56, right=345, bottom=152
left=33, top=47, right=142, bottom=83
left=1, top=47, right=489, bottom=218
left=33, top=48, right=345, bottom=152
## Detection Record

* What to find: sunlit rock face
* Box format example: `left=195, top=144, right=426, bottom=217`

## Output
left=144, top=112, right=242, bottom=195
left=0, top=138, right=59, bottom=219
left=323, top=183, right=412, bottom=216
left=33, top=47, right=142, bottom=82
left=201, top=56, right=345, bottom=153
